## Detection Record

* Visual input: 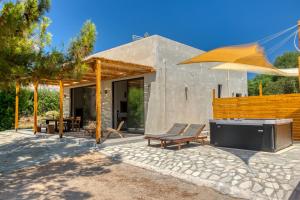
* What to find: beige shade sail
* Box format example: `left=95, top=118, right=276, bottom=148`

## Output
left=277, top=68, right=299, bottom=77
left=179, top=43, right=285, bottom=76
left=212, top=63, right=286, bottom=76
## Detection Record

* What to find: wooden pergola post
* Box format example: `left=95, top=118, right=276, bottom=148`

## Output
left=33, top=80, right=39, bottom=134
left=95, top=59, right=102, bottom=143
left=15, top=81, right=20, bottom=131
left=259, top=81, right=263, bottom=96
left=59, top=80, right=64, bottom=138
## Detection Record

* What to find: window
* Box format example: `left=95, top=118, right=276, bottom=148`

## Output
left=217, top=84, right=222, bottom=98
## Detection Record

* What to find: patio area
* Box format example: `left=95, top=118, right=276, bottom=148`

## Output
left=1, top=130, right=299, bottom=200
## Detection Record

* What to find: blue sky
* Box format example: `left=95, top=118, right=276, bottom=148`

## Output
left=47, top=0, right=300, bottom=76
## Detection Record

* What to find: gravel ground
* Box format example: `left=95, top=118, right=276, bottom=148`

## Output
left=0, top=152, right=240, bottom=200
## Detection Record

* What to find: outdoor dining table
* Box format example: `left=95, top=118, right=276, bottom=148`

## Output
left=45, top=118, right=74, bottom=132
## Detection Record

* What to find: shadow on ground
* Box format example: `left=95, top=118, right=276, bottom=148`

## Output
left=0, top=132, right=96, bottom=174
left=0, top=151, right=122, bottom=200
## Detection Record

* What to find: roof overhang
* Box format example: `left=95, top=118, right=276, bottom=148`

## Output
left=40, top=57, right=155, bottom=87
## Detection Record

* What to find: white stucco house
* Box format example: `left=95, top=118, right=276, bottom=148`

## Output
left=63, top=35, right=248, bottom=134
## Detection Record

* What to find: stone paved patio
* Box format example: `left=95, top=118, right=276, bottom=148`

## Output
left=1, top=130, right=299, bottom=200
left=99, top=141, right=300, bottom=200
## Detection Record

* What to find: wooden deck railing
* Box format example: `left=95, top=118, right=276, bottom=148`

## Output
left=212, top=90, right=300, bottom=140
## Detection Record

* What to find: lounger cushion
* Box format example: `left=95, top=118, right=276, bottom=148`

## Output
left=182, top=124, right=206, bottom=136
left=144, top=123, right=188, bottom=139
left=166, top=123, right=188, bottom=134
left=162, top=124, right=206, bottom=142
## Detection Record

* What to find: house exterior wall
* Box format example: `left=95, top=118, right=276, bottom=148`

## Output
left=145, top=36, right=247, bottom=133
left=64, top=35, right=247, bottom=134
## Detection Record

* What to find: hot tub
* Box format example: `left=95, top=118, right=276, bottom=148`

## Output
left=209, top=119, right=293, bottom=152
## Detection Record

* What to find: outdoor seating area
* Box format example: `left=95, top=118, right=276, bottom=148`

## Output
left=38, top=116, right=82, bottom=134
left=36, top=119, right=132, bottom=141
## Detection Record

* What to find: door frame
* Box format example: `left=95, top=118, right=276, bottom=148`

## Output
left=112, top=77, right=145, bottom=132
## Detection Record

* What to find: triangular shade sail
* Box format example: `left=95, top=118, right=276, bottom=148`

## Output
left=179, top=44, right=285, bottom=76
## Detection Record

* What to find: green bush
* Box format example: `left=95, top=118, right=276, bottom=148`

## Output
left=0, top=88, right=15, bottom=131
left=0, top=86, right=59, bottom=131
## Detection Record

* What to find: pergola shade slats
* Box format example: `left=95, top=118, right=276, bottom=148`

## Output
left=41, top=57, right=155, bottom=86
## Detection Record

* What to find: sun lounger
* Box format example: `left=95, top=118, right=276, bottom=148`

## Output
left=144, top=123, right=188, bottom=146
left=161, top=124, right=206, bottom=150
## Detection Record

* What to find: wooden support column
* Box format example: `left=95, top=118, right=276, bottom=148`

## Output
left=95, top=59, right=102, bottom=144
left=59, top=80, right=64, bottom=138
left=15, top=81, right=20, bottom=131
left=259, top=81, right=263, bottom=96
left=33, top=81, right=38, bottom=134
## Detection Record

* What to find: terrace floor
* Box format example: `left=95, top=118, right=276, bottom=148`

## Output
left=0, top=130, right=299, bottom=200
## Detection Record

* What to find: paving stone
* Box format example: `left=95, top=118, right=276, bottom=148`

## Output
left=185, top=169, right=193, bottom=175
left=258, top=172, right=269, bottom=179
left=239, top=181, right=252, bottom=189
left=275, top=189, right=285, bottom=199
left=209, top=174, right=220, bottom=181
left=264, top=187, right=274, bottom=196
left=192, top=171, right=200, bottom=177
left=252, top=182, right=263, bottom=192
left=234, top=175, right=242, bottom=180
left=231, top=180, right=239, bottom=186
left=200, top=172, right=210, bottom=179
left=237, top=168, right=247, bottom=174
left=281, top=183, right=292, bottom=190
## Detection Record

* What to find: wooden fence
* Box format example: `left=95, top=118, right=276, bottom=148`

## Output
left=212, top=91, right=300, bottom=140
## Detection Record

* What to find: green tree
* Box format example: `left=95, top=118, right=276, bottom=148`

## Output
left=248, top=52, right=300, bottom=96
left=0, top=0, right=51, bottom=86
left=0, top=0, right=97, bottom=130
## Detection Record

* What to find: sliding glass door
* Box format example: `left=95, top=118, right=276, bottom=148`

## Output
left=127, top=78, right=144, bottom=132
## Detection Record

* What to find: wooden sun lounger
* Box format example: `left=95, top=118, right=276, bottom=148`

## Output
left=144, top=123, right=188, bottom=146
left=105, top=121, right=125, bottom=139
left=161, top=124, right=206, bottom=150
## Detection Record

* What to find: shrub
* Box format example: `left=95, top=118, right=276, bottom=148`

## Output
left=0, top=86, right=59, bottom=131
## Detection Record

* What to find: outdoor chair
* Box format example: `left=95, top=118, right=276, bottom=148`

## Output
left=161, top=124, right=206, bottom=150
left=47, top=124, right=55, bottom=134
left=144, top=123, right=188, bottom=146
left=104, top=121, right=125, bottom=139
left=72, top=116, right=81, bottom=132
left=83, top=121, right=96, bottom=137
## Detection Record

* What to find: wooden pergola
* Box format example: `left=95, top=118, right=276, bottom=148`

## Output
left=14, top=57, right=155, bottom=143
